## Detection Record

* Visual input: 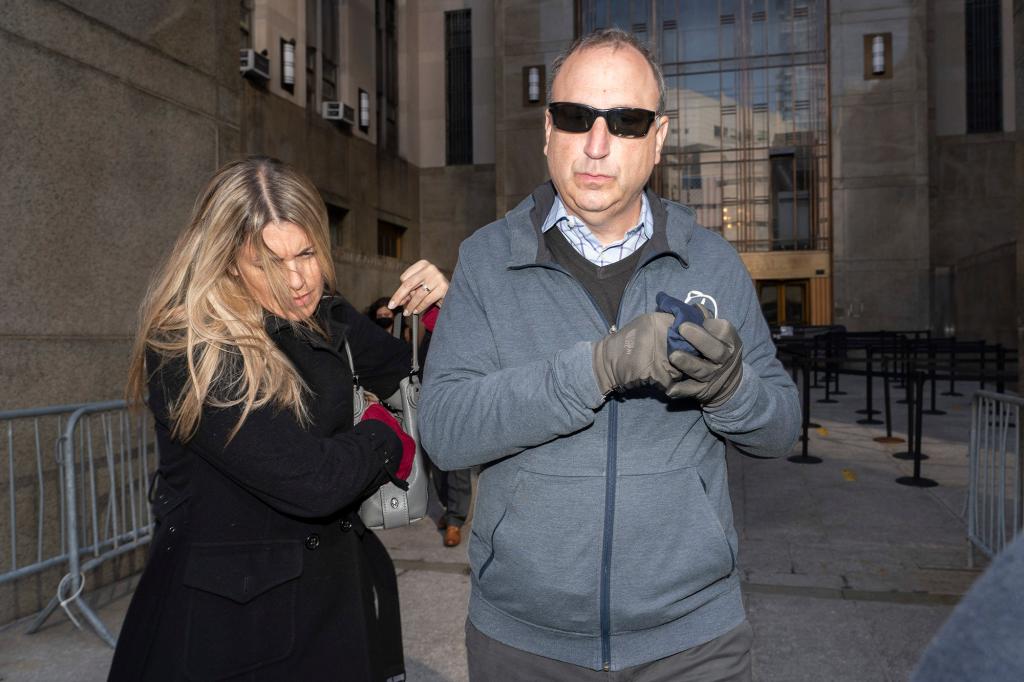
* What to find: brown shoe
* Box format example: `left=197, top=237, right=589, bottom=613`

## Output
left=443, top=525, right=462, bottom=547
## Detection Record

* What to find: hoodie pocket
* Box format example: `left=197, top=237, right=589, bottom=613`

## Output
left=475, top=470, right=604, bottom=634
left=610, top=467, right=735, bottom=633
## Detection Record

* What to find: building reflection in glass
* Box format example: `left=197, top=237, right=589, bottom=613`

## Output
left=579, top=0, right=830, bottom=254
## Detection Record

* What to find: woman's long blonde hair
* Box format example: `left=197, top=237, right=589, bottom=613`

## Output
left=127, top=157, right=337, bottom=441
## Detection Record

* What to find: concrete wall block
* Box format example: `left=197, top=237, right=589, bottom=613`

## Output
left=834, top=102, right=926, bottom=178
left=834, top=185, right=930, bottom=262
left=832, top=260, right=931, bottom=331
left=954, top=241, right=1017, bottom=347
left=0, top=36, right=218, bottom=337
left=0, top=0, right=221, bottom=117
left=0, top=338, right=131, bottom=412
left=419, top=164, right=497, bottom=272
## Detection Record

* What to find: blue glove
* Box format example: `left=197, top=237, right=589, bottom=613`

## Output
left=655, top=291, right=707, bottom=357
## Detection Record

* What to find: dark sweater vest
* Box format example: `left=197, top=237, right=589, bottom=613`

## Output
left=544, top=226, right=647, bottom=327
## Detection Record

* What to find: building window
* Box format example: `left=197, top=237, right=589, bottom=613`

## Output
left=321, top=0, right=339, bottom=102
left=377, top=220, right=405, bottom=258
left=359, top=89, right=370, bottom=132
left=445, top=10, right=473, bottom=165
left=523, top=65, right=545, bottom=106
left=281, top=38, right=296, bottom=93
left=377, top=0, right=398, bottom=152
left=306, top=0, right=318, bottom=109
left=770, top=150, right=812, bottom=250
left=240, top=0, right=253, bottom=49
left=965, top=0, right=1002, bottom=133
left=326, top=203, right=347, bottom=249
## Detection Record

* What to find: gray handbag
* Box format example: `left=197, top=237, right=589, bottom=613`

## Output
left=352, top=314, right=429, bottom=529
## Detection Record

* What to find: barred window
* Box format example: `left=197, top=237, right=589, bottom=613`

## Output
left=445, top=9, right=473, bottom=165
left=306, top=0, right=318, bottom=109
left=240, top=0, right=253, bottom=49
left=377, top=221, right=405, bottom=259
left=321, top=0, right=339, bottom=102
left=377, top=0, right=399, bottom=152
left=965, top=0, right=1002, bottom=133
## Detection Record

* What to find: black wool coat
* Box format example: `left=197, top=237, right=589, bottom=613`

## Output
left=108, top=296, right=412, bottom=682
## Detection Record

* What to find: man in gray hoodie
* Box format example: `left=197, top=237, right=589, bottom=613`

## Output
left=420, top=28, right=800, bottom=681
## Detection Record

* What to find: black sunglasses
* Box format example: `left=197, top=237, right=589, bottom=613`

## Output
left=548, top=102, right=659, bottom=138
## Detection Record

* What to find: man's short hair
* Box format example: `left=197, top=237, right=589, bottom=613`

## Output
left=547, top=28, right=666, bottom=114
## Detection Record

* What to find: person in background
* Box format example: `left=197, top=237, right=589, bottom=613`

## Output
left=108, top=156, right=448, bottom=681
left=367, top=296, right=397, bottom=333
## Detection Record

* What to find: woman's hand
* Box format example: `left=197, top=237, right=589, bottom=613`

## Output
left=360, top=404, right=416, bottom=480
left=388, top=260, right=449, bottom=316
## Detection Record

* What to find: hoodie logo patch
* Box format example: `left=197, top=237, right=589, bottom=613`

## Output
left=684, top=291, right=719, bottom=318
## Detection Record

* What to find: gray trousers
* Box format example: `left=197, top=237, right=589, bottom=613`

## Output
left=466, top=619, right=752, bottom=682
left=427, top=458, right=472, bottom=526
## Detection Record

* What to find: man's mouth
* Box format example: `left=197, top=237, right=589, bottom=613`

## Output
left=576, top=172, right=614, bottom=185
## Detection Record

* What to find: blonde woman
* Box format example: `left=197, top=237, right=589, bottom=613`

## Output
left=108, top=157, right=447, bottom=681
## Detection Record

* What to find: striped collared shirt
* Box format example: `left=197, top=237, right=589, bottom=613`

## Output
left=542, top=193, right=653, bottom=266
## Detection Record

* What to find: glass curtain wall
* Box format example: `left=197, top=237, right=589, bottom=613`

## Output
left=579, top=0, right=830, bottom=253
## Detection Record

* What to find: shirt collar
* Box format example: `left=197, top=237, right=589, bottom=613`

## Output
left=541, top=193, right=653, bottom=245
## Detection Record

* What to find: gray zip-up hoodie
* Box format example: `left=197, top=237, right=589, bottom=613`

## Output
left=420, top=182, right=800, bottom=671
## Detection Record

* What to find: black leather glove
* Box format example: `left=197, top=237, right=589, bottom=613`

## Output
left=592, top=312, right=681, bottom=395
left=666, top=318, right=744, bottom=407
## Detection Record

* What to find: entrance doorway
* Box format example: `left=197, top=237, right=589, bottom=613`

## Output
left=758, top=280, right=808, bottom=326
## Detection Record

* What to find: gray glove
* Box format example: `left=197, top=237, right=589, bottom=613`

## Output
left=666, top=318, right=744, bottom=407
left=592, top=312, right=681, bottom=395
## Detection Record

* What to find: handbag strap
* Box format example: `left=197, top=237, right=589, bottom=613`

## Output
left=391, top=313, right=420, bottom=374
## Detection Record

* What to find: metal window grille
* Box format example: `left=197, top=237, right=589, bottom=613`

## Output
left=376, top=0, right=399, bottom=152
left=321, top=0, right=339, bottom=102
left=445, top=10, right=473, bottom=165
left=377, top=221, right=405, bottom=259
left=965, top=0, right=1002, bottom=133
left=240, top=0, right=253, bottom=49
left=306, top=0, right=318, bottom=109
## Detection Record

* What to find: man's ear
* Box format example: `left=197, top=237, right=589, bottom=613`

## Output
left=653, top=114, right=669, bottom=165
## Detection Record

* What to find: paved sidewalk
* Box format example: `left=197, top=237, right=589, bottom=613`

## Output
left=0, top=371, right=988, bottom=681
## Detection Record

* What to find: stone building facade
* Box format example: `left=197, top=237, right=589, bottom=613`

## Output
left=2, top=0, right=1021, bottom=627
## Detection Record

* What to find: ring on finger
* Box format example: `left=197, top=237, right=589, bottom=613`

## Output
left=422, top=284, right=432, bottom=293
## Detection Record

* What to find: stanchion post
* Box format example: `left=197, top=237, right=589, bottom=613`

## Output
left=857, top=346, right=882, bottom=424
left=996, top=344, right=1006, bottom=393
left=875, top=357, right=904, bottom=444
left=810, top=335, right=823, bottom=388
left=897, top=371, right=938, bottom=487
left=789, top=357, right=823, bottom=464
left=923, top=340, right=946, bottom=416
left=942, top=338, right=962, bottom=397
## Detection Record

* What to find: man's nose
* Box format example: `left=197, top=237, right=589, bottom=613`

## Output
left=583, top=115, right=611, bottom=159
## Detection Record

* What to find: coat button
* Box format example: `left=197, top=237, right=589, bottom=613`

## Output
left=167, top=525, right=176, bottom=534
left=339, top=520, right=352, bottom=532
left=304, top=533, right=320, bottom=550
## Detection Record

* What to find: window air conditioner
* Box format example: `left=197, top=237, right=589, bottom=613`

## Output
left=322, top=101, right=356, bottom=125
left=240, top=49, right=271, bottom=81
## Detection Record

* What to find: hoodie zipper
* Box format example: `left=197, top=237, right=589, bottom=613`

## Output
left=536, top=260, right=651, bottom=672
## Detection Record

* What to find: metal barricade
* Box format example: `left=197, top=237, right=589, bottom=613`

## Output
left=1, top=401, right=157, bottom=646
left=967, top=391, right=1023, bottom=567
